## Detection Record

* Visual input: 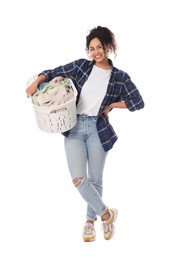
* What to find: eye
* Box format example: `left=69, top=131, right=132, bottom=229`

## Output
left=89, top=47, right=94, bottom=52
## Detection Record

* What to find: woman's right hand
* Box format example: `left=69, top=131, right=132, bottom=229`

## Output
left=26, top=81, right=39, bottom=98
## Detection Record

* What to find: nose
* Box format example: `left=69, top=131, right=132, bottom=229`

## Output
left=94, top=47, right=100, bottom=54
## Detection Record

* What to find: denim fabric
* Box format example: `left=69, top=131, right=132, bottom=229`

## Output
left=64, top=115, right=108, bottom=221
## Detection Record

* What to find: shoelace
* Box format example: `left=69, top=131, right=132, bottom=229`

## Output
left=102, top=221, right=110, bottom=233
left=84, top=225, right=94, bottom=235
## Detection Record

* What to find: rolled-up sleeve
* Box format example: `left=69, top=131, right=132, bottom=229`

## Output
left=122, top=73, right=145, bottom=111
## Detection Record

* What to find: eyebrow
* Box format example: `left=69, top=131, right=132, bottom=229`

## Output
left=89, top=44, right=103, bottom=49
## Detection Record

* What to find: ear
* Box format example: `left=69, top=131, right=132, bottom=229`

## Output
left=105, top=44, right=111, bottom=53
left=104, top=45, right=110, bottom=57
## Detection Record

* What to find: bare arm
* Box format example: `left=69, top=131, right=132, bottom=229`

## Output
left=100, top=101, right=127, bottom=120
left=102, top=101, right=127, bottom=113
left=25, top=74, right=47, bottom=97
left=109, top=101, right=127, bottom=109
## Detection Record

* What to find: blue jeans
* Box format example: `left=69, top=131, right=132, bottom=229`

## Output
left=64, top=115, right=108, bottom=221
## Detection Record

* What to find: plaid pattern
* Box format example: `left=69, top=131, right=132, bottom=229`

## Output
left=39, top=59, right=144, bottom=151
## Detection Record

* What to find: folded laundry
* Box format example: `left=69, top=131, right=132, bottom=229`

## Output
left=32, top=78, right=74, bottom=107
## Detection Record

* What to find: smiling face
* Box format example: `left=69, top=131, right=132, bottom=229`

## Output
left=88, top=37, right=109, bottom=67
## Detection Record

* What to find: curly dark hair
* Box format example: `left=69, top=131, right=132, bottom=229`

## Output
left=86, top=26, right=117, bottom=55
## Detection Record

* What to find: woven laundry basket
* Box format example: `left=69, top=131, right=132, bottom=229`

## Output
left=31, top=78, right=77, bottom=133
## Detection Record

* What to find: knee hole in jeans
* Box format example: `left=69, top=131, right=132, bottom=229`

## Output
left=72, top=177, right=85, bottom=188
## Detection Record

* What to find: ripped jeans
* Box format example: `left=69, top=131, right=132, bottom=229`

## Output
left=64, top=115, right=108, bottom=221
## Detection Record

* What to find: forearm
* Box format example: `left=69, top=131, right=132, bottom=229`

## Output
left=109, top=101, right=127, bottom=109
left=35, top=74, right=47, bottom=85
left=26, top=74, right=47, bottom=97
left=100, top=101, right=127, bottom=118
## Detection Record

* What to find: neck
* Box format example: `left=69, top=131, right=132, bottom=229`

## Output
left=95, top=62, right=111, bottom=70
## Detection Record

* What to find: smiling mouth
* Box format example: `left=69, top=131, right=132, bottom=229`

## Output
left=94, top=55, right=101, bottom=59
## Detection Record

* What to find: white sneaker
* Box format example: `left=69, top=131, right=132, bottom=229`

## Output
left=101, top=208, right=118, bottom=240
left=82, top=223, right=96, bottom=242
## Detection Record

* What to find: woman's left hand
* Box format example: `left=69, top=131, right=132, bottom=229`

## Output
left=100, top=106, right=111, bottom=121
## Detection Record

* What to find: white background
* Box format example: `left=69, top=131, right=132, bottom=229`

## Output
left=0, top=0, right=180, bottom=259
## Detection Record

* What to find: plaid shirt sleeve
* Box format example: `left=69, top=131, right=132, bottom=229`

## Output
left=96, top=68, right=145, bottom=151
left=39, top=60, right=80, bottom=82
left=121, top=72, right=144, bottom=111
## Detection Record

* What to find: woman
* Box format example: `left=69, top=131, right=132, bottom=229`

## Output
left=26, top=26, right=144, bottom=242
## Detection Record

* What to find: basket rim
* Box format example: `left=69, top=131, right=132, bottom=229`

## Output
left=31, top=78, right=77, bottom=109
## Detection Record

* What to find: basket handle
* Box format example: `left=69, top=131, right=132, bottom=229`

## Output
left=50, top=107, right=67, bottom=114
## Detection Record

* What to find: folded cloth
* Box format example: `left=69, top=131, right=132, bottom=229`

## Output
left=49, top=76, right=63, bottom=83
left=27, top=75, right=63, bottom=89
left=38, top=76, right=64, bottom=91
left=32, top=78, right=74, bottom=107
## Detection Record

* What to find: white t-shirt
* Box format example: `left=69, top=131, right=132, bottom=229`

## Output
left=76, top=65, right=111, bottom=116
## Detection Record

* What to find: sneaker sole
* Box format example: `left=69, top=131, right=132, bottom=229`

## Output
left=83, top=237, right=96, bottom=242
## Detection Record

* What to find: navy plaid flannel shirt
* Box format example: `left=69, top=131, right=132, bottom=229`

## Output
left=39, top=58, right=144, bottom=151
